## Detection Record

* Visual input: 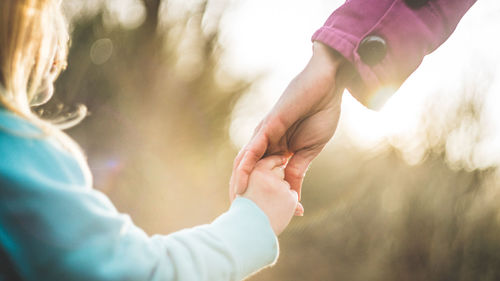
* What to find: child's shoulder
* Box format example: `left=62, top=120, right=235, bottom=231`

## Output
left=0, top=108, right=87, bottom=188
left=0, top=108, right=46, bottom=165
left=0, top=108, right=42, bottom=138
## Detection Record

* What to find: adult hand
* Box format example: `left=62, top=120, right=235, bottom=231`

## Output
left=230, top=42, right=354, bottom=207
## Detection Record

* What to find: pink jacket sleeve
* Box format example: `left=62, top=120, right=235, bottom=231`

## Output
left=312, top=0, right=477, bottom=109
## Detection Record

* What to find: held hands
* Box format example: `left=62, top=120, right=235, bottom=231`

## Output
left=230, top=42, right=352, bottom=206
left=241, top=155, right=300, bottom=235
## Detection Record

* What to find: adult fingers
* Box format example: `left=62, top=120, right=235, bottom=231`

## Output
left=229, top=148, right=245, bottom=200
left=232, top=121, right=263, bottom=174
left=231, top=132, right=268, bottom=199
left=284, top=149, right=315, bottom=200
left=229, top=122, right=265, bottom=201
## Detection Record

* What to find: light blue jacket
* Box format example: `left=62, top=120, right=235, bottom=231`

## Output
left=0, top=108, right=278, bottom=281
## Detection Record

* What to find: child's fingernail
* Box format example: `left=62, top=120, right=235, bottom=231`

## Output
left=295, top=202, right=304, bottom=216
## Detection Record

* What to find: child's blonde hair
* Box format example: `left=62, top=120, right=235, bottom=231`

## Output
left=0, top=0, right=90, bottom=180
left=0, top=0, right=68, bottom=112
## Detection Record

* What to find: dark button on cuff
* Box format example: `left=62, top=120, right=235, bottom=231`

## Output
left=404, top=0, right=430, bottom=9
left=358, top=35, right=387, bottom=66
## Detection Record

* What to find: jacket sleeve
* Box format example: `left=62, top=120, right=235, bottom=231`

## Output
left=312, top=0, right=477, bottom=109
left=0, top=131, right=278, bottom=281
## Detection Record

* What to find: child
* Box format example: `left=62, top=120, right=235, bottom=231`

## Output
left=0, top=1, right=299, bottom=280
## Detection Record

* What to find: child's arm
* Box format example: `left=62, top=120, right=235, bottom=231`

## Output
left=0, top=166, right=277, bottom=280
left=0, top=114, right=278, bottom=280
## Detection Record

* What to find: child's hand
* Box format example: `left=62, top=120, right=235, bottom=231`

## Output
left=241, top=155, right=300, bottom=235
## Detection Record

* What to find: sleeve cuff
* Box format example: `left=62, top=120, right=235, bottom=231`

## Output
left=209, top=197, right=279, bottom=280
left=312, top=27, right=388, bottom=110
left=312, top=0, right=477, bottom=110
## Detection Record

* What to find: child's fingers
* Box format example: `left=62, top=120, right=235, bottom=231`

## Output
left=287, top=190, right=303, bottom=216
left=294, top=202, right=304, bottom=216
left=256, top=154, right=287, bottom=170
left=271, top=165, right=285, bottom=179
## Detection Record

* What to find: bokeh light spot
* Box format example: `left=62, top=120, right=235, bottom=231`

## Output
left=90, top=38, right=113, bottom=65
left=106, top=0, right=146, bottom=29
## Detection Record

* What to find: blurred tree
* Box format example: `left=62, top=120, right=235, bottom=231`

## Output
left=40, top=0, right=250, bottom=233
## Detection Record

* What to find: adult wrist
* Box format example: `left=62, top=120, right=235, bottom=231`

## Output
left=312, top=41, right=356, bottom=89
left=311, top=41, right=344, bottom=75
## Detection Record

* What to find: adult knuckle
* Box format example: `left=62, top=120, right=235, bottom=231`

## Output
left=246, top=148, right=261, bottom=161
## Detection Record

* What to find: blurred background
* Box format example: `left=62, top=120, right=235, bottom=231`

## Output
left=44, top=0, right=500, bottom=279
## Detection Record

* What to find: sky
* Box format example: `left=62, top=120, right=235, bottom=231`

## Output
left=220, top=0, right=500, bottom=169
